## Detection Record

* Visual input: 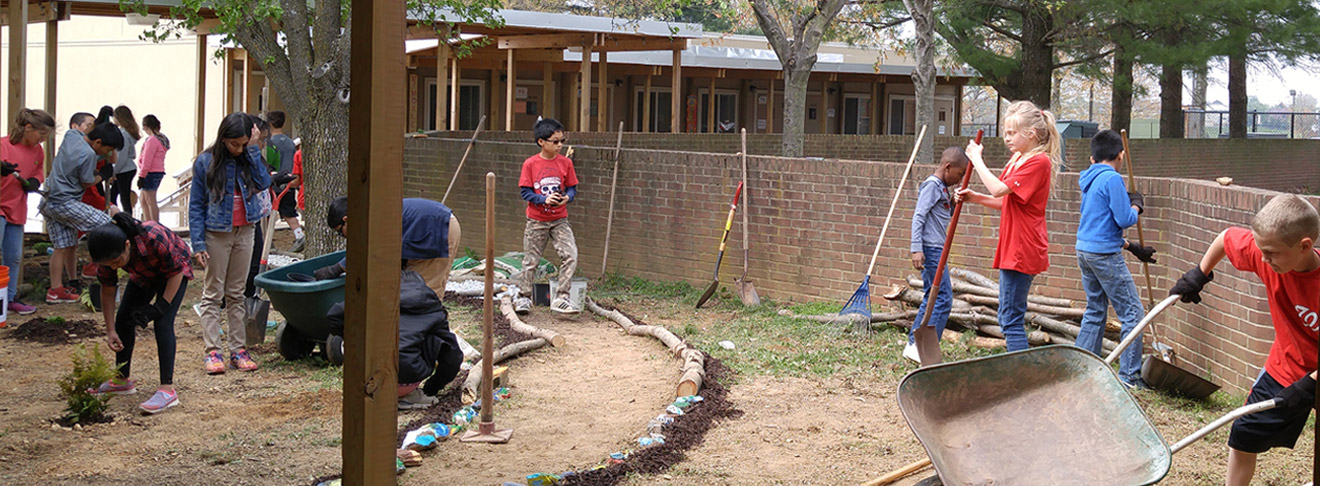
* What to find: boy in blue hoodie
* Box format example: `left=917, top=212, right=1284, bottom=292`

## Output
left=1074, top=130, right=1158, bottom=388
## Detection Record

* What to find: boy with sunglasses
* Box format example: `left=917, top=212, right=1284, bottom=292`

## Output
left=517, top=118, right=580, bottom=314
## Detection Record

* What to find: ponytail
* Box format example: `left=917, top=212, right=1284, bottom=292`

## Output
left=88, top=213, right=145, bottom=262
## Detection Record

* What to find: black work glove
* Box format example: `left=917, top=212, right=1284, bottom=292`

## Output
left=1128, top=191, right=1145, bottom=215
left=1125, top=240, right=1157, bottom=264
left=313, top=263, right=345, bottom=280
left=1276, top=374, right=1317, bottom=409
left=136, top=177, right=146, bottom=189
left=129, top=298, right=172, bottom=328
left=1, top=161, right=16, bottom=177
left=98, top=163, right=114, bottom=181
left=274, top=173, right=297, bottom=185
left=1169, top=266, right=1214, bottom=304
left=22, top=177, right=39, bottom=192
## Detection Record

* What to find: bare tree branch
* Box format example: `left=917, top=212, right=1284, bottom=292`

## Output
left=1055, top=47, right=1115, bottom=69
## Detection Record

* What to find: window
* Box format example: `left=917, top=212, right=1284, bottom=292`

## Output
left=698, top=90, right=738, bottom=133
left=424, top=79, right=485, bottom=130
left=843, top=95, right=871, bottom=134
left=634, top=88, right=673, bottom=132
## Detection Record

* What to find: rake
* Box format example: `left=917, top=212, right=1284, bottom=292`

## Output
left=840, top=125, right=927, bottom=321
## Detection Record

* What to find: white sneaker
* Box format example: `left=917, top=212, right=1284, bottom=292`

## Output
left=550, top=297, right=580, bottom=315
left=398, top=388, right=438, bottom=410
left=903, top=342, right=920, bottom=363
left=514, top=297, right=532, bottom=314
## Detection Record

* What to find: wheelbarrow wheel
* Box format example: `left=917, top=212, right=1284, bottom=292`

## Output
left=325, top=335, right=344, bottom=366
left=275, top=321, right=315, bottom=361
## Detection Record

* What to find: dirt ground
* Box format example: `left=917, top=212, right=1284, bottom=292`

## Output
left=0, top=230, right=1314, bottom=485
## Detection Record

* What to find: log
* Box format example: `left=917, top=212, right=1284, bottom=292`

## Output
left=950, top=267, right=999, bottom=291
left=883, top=286, right=972, bottom=312
left=1047, top=331, right=1117, bottom=354
left=499, top=295, right=566, bottom=347
left=587, top=298, right=707, bottom=398
left=463, top=338, right=550, bottom=398
left=960, top=294, right=1085, bottom=319
left=786, top=309, right=918, bottom=325
left=906, top=276, right=1076, bottom=308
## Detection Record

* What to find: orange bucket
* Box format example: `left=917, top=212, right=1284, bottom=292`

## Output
left=0, top=265, right=8, bottom=328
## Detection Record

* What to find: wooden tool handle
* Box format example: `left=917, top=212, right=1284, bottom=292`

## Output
left=916, top=129, right=981, bottom=330
left=865, top=125, right=927, bottom=276
left=862, top=458, right=932, bottom=486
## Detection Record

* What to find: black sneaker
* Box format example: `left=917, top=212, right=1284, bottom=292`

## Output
left=1122, top=378, right=1152, bottom=391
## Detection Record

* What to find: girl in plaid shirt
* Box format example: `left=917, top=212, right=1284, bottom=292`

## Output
left=87, top=213, right=193, bottom=414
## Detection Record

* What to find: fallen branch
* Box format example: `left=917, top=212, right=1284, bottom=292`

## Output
left=959, top=294, right=1085, bottom=319
left=906, top=276, right=1076, bottom=308
left=882, top=286, right=972, bottom=312
left=950, top=267, right=999, bottom=291
left=587, top=298, right=707, bottom=398
left=463, top=338, right=551, bottom=399
left=499, top=295, right=566, bottom=347
left=780, top=309, right=918, bottom=324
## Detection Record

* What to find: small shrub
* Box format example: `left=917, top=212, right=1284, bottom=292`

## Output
left=32, top=242, right=51, bottom=254
left=45, top=316, right=65, bottom=325
left=57, top=344, right=118, bottom=424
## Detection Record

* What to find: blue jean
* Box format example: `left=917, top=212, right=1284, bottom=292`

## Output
left=1075, top=250, right=1144, bottom=383
left=2, top=220, right=23, bottom=299
left=998, top=269, right=1034, bottom=351
left=909, top=245, right=952, bottom=344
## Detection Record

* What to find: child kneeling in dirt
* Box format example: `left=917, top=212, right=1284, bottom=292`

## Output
left=326, top=270, right=464, bottom=410
left=88, top=213, right=193, bottom=414
left=1169, top=193, right=1318, bottom=486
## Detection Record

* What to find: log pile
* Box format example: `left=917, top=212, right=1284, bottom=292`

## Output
left=877, top=268, right=1123, bottom=352
left=586, top=298, right=706, bottom=398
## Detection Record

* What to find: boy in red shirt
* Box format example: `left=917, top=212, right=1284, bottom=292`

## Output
left=518, top=119, right=579, bottom=314
left=1169, top=193, right=1318, bottom=486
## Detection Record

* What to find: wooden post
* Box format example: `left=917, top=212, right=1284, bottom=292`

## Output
left=579, top=45, right=592, bottom=132
left=195, top=34, right=207, bottom=155
left=7, top=0, right=28, bottom=125
left=954, top=83, right=964, bottom=136
left=767, top=79, right=775, bottom=133
left=870, top=82, right=880, bottom=135
left=506, top=48, right=515, bottom=131
left=878, top=82, right=887, bottom=134
left=44, top=17, right=58, bottom=166
left=568, top=74, right=579, bottom=131
left=242, top=50, right=253, bottom=113
left=223, top=50, right=234, bottom=114
left=597, top=51, right=608, bottom=132
left=707, top=77, right=715, bottom=133
left=642, top=75, right=652, bottom=133
left=343, top=0, right=404, bottom=481
left=435, top=31, right=450, bottom=131
left=818, top=79, right=827, bottom=134
left=541, top=61, right=553, bottom=119
left=671, top=48, right=681, bottom=133
left=449, top=58, right=459, bottom=130
left=488, top=68, right=499, bottom=131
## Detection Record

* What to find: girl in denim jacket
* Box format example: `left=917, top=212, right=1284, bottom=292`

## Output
left=188, top=113, right=271, bottom=374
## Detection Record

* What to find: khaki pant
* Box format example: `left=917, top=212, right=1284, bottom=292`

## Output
left=200, top=225, right=255, bottom=354
left=521, top=218, right=577, bottom=300
left=406, top=215, right=461, bottom=298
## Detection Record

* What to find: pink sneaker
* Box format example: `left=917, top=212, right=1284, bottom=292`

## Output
left=205, top=350, right=226, bottom=374
left=7, top=300, right=35, bottom=316
left=139, top=389, right=179, bottom=414
left=89, top=378, right=137, bottom=395
left=230, top=349, right=258, bottom=372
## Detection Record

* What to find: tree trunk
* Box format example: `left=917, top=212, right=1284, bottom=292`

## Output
left=1159, top=64, right=1184, bottom=139
left=905, top=0, right=935, bottom=164
left=780, top=67, right=812, bottom=157
left=1189, top=64, right=1208, bottom=138
left=1017, top=8, right=1055, bottom=108
left=302, top=97, right=351, bottom=255
left=1228, top=52, right=1248, bottom=138
left=1110, top=42, right=1134, bottom=132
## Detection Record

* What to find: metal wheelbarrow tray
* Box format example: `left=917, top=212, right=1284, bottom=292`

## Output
left=254, top=250, right=347, bottom=364
left=897, top=295, right=1281, bottom=485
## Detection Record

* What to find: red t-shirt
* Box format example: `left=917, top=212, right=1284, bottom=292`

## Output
left=992, top=153, right=1052, bottom=275
left=1223, top=227, right=1320, bottom=386
left=0, top=136, right=45, bottom=224
left=519, top=153, right=579, bottom=222
left=292, top=149, right=304, bottom=210
left=232, top=190, right=249, bottom=227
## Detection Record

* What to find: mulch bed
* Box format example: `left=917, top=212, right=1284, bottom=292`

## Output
left=4, top=317, right=104, bottom=345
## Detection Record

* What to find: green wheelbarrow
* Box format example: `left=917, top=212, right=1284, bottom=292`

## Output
left=897, top=295, right=1283, bottom=485
left=254, top=250, right=346, bottom=365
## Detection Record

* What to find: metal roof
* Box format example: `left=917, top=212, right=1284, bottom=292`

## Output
left=409, top=8, right=703, bottom=39
left=563, top=43, right=977, bottom=78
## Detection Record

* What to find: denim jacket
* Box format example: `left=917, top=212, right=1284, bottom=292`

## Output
left=189, top=145, right=272, bottom=253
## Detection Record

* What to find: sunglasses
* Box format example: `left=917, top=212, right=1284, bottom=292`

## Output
left=543, top=138, right=567, bottom=145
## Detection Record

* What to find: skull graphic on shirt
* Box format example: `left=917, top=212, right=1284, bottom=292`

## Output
left=534, top=175, right=563, bottom=197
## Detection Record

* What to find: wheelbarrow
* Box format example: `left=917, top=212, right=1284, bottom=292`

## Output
left=254, top=250, right=346, bottom=365
left=896, top=295, right=1283, bottom=485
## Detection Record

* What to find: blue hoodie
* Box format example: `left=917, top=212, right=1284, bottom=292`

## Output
left=1076, top=163, right=1139, bottom=254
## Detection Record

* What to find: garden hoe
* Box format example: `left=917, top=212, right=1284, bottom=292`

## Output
left=696, top=181, right=743, bottom=309
left=734, top=129, right=760, bottom=306
left=461, top=172, right=513, bottom=444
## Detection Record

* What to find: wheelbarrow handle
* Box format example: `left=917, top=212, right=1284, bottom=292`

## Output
left=1169, top=398, right=1282, bottom=454
left=1104, top=294, right=1181, bottom=365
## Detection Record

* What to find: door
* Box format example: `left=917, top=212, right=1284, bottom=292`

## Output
left=843, top=95, right=871, bottom=135
left=425, top=80, right=485, bottom=130
left=699, top=90, right=739, bottom=133
left=634, top=89, right=673, bottom=132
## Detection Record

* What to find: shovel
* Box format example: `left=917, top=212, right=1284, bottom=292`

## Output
left=733, top=129, right=760, bottom=306
left=245, top=185, right=292, bottom=347
left=696, top=181, right=743, bottom=309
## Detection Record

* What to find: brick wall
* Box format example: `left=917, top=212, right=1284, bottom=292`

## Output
left=427, top=130, right=1320, bottom=193
left=405, top=137, right=1320, bottom=393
